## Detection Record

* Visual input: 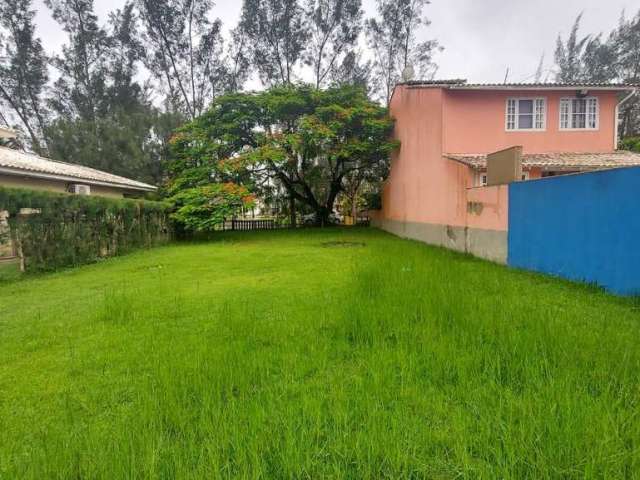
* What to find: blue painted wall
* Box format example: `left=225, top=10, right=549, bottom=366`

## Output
left=508, top=166, right=640, bottom=295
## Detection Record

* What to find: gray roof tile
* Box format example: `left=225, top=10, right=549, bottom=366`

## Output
left=445, top=151, right=640, bottom=171
left=400, top=79, right=639, bottom=90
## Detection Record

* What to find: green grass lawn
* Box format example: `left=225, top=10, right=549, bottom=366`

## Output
left=1, top=228, right=639, bottom=478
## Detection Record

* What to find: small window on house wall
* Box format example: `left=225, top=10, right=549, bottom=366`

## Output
left=476, top=172, right=488, bottom=187
left=506, top=98, right=546, bottom=131
left=559, top=97, right=599, bottom=130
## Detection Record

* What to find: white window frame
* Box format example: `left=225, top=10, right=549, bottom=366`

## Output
left=505, top=97, right=547, bottom=132
left=476, top=172, right=488, bottom=187
left=559, top=97, right=599, bottom=131
left=477, top=170, right=529, bottom=186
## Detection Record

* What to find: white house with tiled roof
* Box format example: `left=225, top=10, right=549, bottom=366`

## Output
left=0, top=142, right=156, bottom=198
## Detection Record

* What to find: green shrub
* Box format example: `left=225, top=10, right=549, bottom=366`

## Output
left=363, top=191, right=382, bottom=210
left=619, top=136, right=640, bottom=152
left=0, top=187, right=170, bottom=272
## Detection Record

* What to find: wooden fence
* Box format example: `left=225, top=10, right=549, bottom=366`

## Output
left=228, top=219, right=279, bottom=231
left=222, top=216, right=370, bottom=231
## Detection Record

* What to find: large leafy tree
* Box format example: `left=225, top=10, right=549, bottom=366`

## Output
left=366, top=0, right=440, bottom=105
left=0, top=0, right=49, bottom=155
left=239, top=0, right=309, bottom=86
left=168, top=85, right=398, bottom=228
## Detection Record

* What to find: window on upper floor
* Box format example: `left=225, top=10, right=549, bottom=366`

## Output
left=559, top=97, right=599, bottom=130
left=506, top=98, right=546, bottom=131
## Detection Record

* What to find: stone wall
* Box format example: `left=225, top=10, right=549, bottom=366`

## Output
left=0, top=210, right=14, bottom=258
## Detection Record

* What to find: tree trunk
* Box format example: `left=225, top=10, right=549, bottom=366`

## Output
left=351, top=191, right=358, bottom=225
left=289, top=195, right=296, bottom=228
left=315, top=207, right=331, bottom=227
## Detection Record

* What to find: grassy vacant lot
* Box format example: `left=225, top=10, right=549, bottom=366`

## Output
left=1, top=228, right=639, bottom=478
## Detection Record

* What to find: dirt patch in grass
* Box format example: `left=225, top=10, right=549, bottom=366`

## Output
left=320, top=241, right=366, bottom=248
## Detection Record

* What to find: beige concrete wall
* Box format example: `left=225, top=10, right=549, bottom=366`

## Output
left=486, top=146, right=522, bottom=186
left=374, top=184, right=509, bottom=264
left=0, top=174, right=68, bottom=193
left=372, top=217, right=508, bottom=264
left=0, top=174, right=125, bottom=198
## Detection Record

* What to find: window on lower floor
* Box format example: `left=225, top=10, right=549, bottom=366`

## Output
left=476, top=170, right=529, bottom=186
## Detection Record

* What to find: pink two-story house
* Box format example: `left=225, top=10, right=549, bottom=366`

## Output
left=373, top=80, right=640, bottom=263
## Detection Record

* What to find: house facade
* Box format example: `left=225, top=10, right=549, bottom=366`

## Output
left=373, top=80, right=640, bottom=263
left=0, top=145, right=156, bottom=198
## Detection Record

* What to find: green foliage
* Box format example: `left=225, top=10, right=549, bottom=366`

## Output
left=303, top=0, right=364, bottom=89
left=169, top=84, right=398, bottom=226
left=0, top=187, right=169, bottom=272
left=239, top=0, right=308, bottom=85
left=0, top=0, right=50, bottom=155
left=366, top=0, right=440, bottom=104
left=554, top=10, right=640, bottom=136
left=620, top=136, right=640, bottom=152
left=45, top=106, right=177, bottom=185
left=363, top=190, right=382, bottom=210
left=42, top=0, right=175, bottom=184
left=137, top=0, right=247, bottom=119
left=169, top=183, right=254, bottom=232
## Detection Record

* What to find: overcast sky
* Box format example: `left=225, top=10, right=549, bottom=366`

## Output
left=32, top=0, right=634, bottom=84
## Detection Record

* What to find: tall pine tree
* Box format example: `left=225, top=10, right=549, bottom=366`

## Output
left=366, top=0, right=440, bottom=105
left=0, top=0, right=49, bottom=155
left=239, top=0, right=309, bottom=86
left=303, top=0, right=364, bottom=89
left=137, top=0, right=246, bottom=120
left=45, top=0, right=166, bottom=182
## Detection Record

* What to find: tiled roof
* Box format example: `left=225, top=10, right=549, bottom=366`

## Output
left=0, top=146, right=156, bottom=191
left=400, top=79, right=639, bottom=90
left=445, top=151, right=640, bottom=171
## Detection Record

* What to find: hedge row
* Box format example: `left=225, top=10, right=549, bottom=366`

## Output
left=0, top=187, right=170, bottom=273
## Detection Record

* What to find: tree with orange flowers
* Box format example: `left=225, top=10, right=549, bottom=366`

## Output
left=166, top=84, right=398, bottom=229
